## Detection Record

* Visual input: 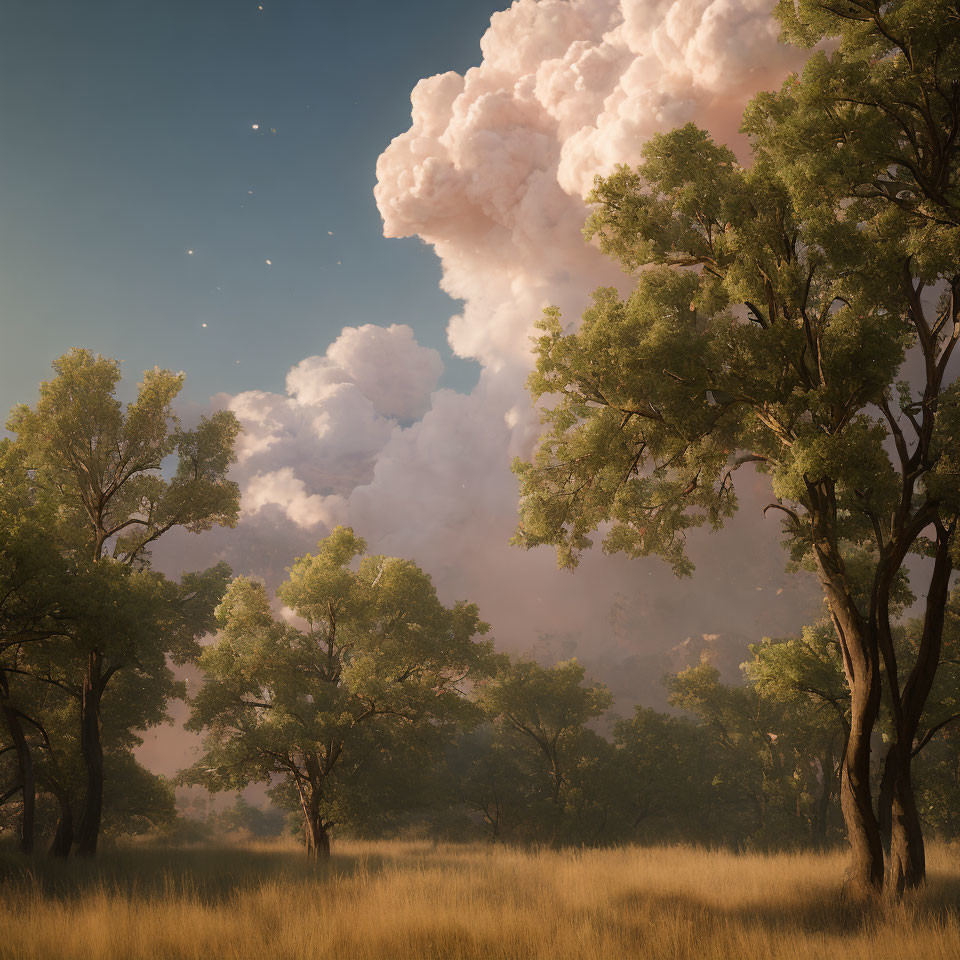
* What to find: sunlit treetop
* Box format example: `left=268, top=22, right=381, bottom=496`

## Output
left=6, top=348, right=241, bottom=565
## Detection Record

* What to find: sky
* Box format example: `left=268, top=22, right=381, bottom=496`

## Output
left=0, top=0, right=830, bottom=775
left=0, top=0, right=495, bottom=413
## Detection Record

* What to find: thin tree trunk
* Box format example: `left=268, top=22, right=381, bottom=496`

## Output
left=879, top=529, right=954, bottom=894
left=812, top=533, right=884, bottom=895
left=814, top=738, right=838, bottom=847
left=0, top=673, right=35, bottom=854
left=76, top=653, right=104, bottom=857
left=878, top=745, right=895, bottom=853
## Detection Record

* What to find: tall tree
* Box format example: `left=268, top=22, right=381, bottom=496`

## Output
left=513, top=99, right=958, bottom=891
left=748, top=0, right=960, bottom=893
left=6, top=349, right=240, bottom=854
left=182, top=526, right=494, bottom=858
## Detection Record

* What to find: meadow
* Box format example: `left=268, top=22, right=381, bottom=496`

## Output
left=2, top=840, right=960, bottom=960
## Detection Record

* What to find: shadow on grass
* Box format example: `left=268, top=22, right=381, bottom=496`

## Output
left=0, top=844, right=384, bottom=905
left=612, top=869, right=960, bottom=939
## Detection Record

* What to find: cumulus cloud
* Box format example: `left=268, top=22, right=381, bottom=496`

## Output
left=374, top=0, right=805, bottom=371
left=286, top=323, right=443, bottom=421
left=224, top=323, right=442, bottom=529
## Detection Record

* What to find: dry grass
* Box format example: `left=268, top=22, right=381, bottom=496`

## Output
left=1, top=839, right=959, bottom=959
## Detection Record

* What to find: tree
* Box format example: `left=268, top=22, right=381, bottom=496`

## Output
left=447, top=726, right=538, bottom=842
left=474, top=657, right=613, bottom=843
left=746, top=623, right=848, bottom=845
left=513, top=61, right=958, bottom=889
left=182, top=526, right=494, bottom=858
left=747, top=0, right=960, bottom=893
left=611, top=707, right=725, bottom=844
left=6, top=348, right=240, bottom=855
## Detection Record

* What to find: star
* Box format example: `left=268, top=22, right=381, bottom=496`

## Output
left=187, top=249, right=194, bottom=255
left=202, top=323, right=208, bottom=328
left=265, top=259, right=272, bottom=265
left=251, top=123, right=260, bottom=131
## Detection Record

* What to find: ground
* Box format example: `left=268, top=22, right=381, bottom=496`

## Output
left=1, top=840, right=959, bottom=959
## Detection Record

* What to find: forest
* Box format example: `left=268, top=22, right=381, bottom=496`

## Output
left=3, top=1, right=960, bottom=958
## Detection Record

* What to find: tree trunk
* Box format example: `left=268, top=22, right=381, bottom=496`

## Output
left=47, top=778, right=75, bottom=858
left=814, top=738, right=838, bottom=847
left=813, top=542, right=884, bottom=895
left=885, top=744, right=925, bottom=895
left=316, top=820, right=331, bottom=860
left=878, top=531, right=954, bottom=895
left=76, top=653, right=104, bottom=857
left=839, top=711, right=883, bottom=893
left=295, top=764, right=331, bottom=860
left=303, top=809, right=331, bottom=859
left=878, top=745, right=895, bottom=853
left=0, top=674, right=35, bottom=855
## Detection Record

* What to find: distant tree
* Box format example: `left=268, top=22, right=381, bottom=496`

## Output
left=668, top=658, right=843, bottom=848
left=746, top=623, right=848, bottom=845
left=447, top=727, right=536, bottom=842
left=514, top=0, right=960, bottom=889
left=611, top=707, right=723, bottom=844
left=5, top=348, right=240, bottom=855
left=214, top=797, right=286, bottom=839
left=181, top=527, right=495, bottom=858
left=467, top=657, right=613, bottom=843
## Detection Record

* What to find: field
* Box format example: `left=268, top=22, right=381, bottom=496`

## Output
left=2, top=840, right=960, bottom=960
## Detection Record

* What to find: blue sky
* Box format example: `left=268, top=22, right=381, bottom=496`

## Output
left=0, top=0, right=498, bottom=416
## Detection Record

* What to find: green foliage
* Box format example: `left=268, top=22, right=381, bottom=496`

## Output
left=514, top=117, right=924, bottom=575
left=7, top=348, right=241, bottom=564
left=611, top=707, right=723, bottom=843
left=668, top=650, right=845, bottom=847
left=454, top=658, right=614, bottom=844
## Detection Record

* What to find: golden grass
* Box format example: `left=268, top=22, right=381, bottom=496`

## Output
left=1, top=840, right=959, bottom=959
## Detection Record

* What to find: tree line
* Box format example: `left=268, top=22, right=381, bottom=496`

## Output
left=174, top=548, right=960, bottom=857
